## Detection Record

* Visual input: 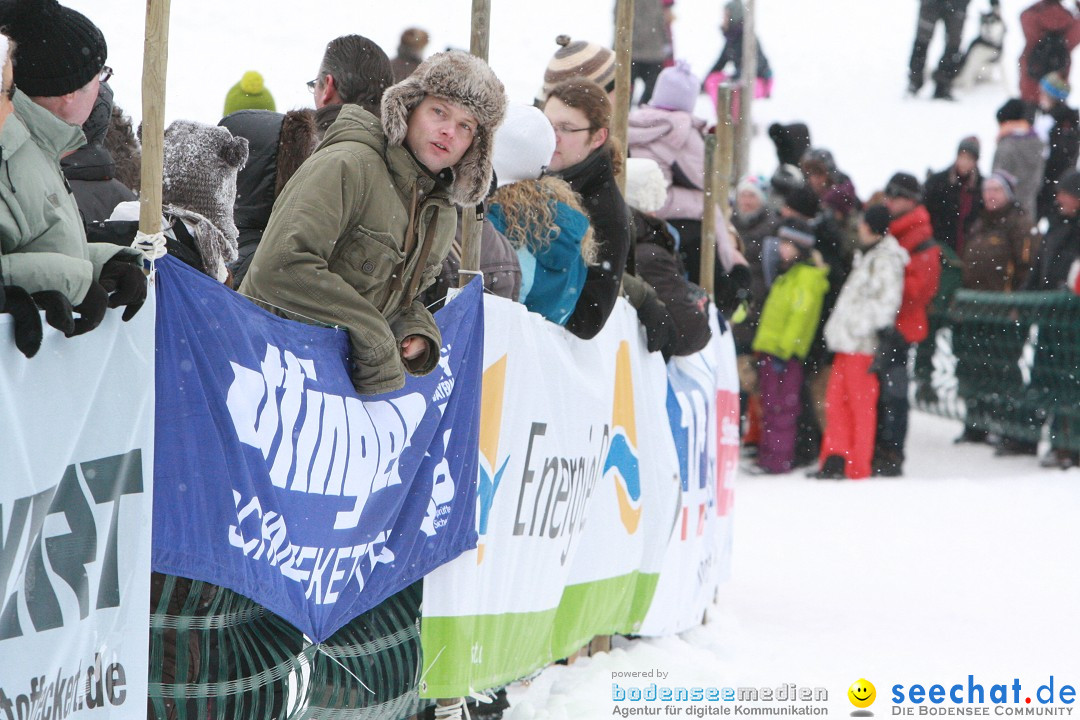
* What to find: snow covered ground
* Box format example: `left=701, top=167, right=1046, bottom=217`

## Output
left=64, top=0, right=1080, bottom=714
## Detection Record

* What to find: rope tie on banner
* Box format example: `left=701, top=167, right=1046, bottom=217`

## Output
left=132, top=230, right=168, bottom=281
left=433, top=697, right=470, bottom=720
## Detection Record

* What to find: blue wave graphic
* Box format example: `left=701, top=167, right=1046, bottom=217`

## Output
left=604, top=433, right=640, bottom=500
left=478, top=457, right=508, bottom=534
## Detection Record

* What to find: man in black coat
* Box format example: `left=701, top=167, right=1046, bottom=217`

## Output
left=924, top=136, right=984, bottom=255
left=1026, top=168, right=1080, bottom=289
left=909, top=0, right=999, bottom=99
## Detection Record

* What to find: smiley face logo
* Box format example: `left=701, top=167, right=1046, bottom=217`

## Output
left=848, top=679, right=876, bottom=709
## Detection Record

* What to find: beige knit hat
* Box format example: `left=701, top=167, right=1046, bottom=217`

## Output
left=538, top=35, right=615, bottom=103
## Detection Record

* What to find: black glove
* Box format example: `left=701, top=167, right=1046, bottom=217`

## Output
left=1, top=285, right=43, bottom=358
left=869, top=326, right=907, bottom=374
left=715, top=264, right=752, bottom=317
left=72, top=282, right=109, bottom=336
left=98, top=257, right=147, bottom=321
left=636, top=294, right=677, bottom=359
left=30, top=290, right=75, bottom=337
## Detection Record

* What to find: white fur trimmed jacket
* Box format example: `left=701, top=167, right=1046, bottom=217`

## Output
left=823, top=235, right=909, bottom=355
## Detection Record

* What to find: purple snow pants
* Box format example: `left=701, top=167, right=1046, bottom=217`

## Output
left=757, top=355, right=804, bottom=473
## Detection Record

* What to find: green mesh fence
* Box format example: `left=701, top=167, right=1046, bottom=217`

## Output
left=912, top=280, right=1080, bottom=452
left=149, top=575, right=432, bottom=720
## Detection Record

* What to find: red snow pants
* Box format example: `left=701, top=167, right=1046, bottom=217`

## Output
left=820, top=352, right=879, bottom=479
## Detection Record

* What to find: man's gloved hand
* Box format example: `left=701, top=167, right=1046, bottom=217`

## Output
left=30, top=290, right=75, bottom=337
left=99, top=257, right=147, bottom=321
left=1, top=285, right=43, bottom=358
left=72, top=282, right=110, bottom=336
left=715, top=264, right=752, bottom=317
left=636, top=294, right=677, bottom=358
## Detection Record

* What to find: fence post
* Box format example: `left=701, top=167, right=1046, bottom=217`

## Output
left=734, top=0, right=756, bottom=182
left=700, top=135, right=717, bottom=298
left=138, top=0, right=171, bottom=235
left=612, top=0, right=635, bottom=193
left=716, top=86, right=735, bottom=222
left=458, top=0, right=491, bottom=288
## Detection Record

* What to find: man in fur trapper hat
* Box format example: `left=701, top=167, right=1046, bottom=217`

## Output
left=241, top=50, right=506, bottom=396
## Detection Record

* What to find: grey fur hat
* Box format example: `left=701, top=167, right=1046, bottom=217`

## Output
left=381, top=51, right=507, bottom=206
left=162, top=120, right=249, bottom=242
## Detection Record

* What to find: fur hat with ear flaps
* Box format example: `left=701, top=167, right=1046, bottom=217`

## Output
left=381, top=51, right=507, bottom=207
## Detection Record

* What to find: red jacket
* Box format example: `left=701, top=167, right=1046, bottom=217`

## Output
left=889, top=205, right=941, bottom=344
left=1019, top=0, right=1080, bottom=102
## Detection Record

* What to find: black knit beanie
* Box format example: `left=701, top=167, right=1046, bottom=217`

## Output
left=0, top=0, right=107, bottom=97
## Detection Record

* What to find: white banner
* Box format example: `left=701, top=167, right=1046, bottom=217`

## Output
left=0, top=292, right=155, bottom=719
left=639, top=315, right=738, bottom=636
left=420, top=297, right=737, bottom=697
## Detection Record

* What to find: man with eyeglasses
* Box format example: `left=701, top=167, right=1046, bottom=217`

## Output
left=0, top=0, right=146, bottom=348
left=307, top=34, right=396, bottom=136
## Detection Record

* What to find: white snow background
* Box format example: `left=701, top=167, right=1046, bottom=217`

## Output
left=64, top=0, right=1080, bottom=715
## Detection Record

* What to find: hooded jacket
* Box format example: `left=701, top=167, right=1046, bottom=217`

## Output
left=824, top=236, right=908, bottom=355
left=752, top=256, right=830, bottom=361
left=627, top=105, right=707, bottom=221
left=555, top=147, right=632, bottom=340
left=60, top=83, right=135, bottom=223
left=889, top=205, right=941, bottom=344
left=0, top=90, right=138, bottom=305
left=240, top=53, right=505, bottom=395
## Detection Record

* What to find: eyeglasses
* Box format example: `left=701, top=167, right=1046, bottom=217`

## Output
left=98, top=66, right=113, bottom=84
left=306, top=77, right=319, bottom=93
left=551, top=123, right=594, bottom=137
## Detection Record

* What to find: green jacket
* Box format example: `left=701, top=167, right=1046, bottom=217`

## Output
left=239, top=105, right=455, bottom=395
left=0, top=91, right=135, bottom=304
left=752, top=260, right=830, bottom=361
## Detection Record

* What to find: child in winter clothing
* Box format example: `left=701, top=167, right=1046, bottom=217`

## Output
left=815, top=205, right=908, bottom=480
left=489, top=105, right=594, bottom=325
left=749, top=227, right=829, bottom=474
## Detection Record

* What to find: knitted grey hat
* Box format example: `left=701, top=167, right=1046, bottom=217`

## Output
left=162, top=120, right=249, bottom=242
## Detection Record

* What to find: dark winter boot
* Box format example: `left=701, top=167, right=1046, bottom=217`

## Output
left=872, top=448, right=903, bottom=477
left=954, top=426, right=989, bottom=444
left=809, top=454, right=845, bottom=480
left=994, top=437, right=1037, bottom=457
left=932, top=84, right=955, bottom=101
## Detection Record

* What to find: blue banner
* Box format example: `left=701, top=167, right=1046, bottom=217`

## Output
left=151, top=257, right=482, bottom=641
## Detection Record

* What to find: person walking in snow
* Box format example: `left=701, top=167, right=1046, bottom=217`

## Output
left=1018, top=0, right=1080, bottom=104
left=241, top=51, right=507, bottom=396
left=908, top=0, right=998, bottom=100
left=813, top=206, right=908, bottom=480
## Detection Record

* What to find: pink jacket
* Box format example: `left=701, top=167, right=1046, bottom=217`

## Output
left=627, top=106, right=707, bottom=221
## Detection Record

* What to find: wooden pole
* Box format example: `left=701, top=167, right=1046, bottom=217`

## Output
left=734, top=0, right=756, bottom=182
left=717, top=86, right=735, bottom=221
left=458, top=0, right=490, bottom=288
left=700, top=134, right=717, bottom=298
left=138, top=0, right=171, bottom=235
left=612, top=0, right=635, bottom=193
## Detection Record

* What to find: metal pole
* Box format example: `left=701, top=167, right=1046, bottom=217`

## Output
left=735, top=0, right=756, bottom=181
left=458, top=0, right=491, bottom=288
left=138, top=0, right=171, bottom=235
left=700, top=134, right=717, bottom=298
left=612, top=0, right=635, bottom=193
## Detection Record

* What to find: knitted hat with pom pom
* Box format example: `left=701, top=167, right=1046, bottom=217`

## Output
left=223, top=71, right=276, bottom=117
left=163, top=120, right=249, bottom=242
left=0, top=0, right=107, bottom=97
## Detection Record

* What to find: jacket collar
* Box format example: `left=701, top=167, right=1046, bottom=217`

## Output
left=555, top=146, right=612, bottom=194
left=6, top=90, right=86, bottom=160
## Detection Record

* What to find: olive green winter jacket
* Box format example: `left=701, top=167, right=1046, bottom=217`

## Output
left=0, top=90, right=137, bottom=304
left=239, top=105, right=455, bottom=396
